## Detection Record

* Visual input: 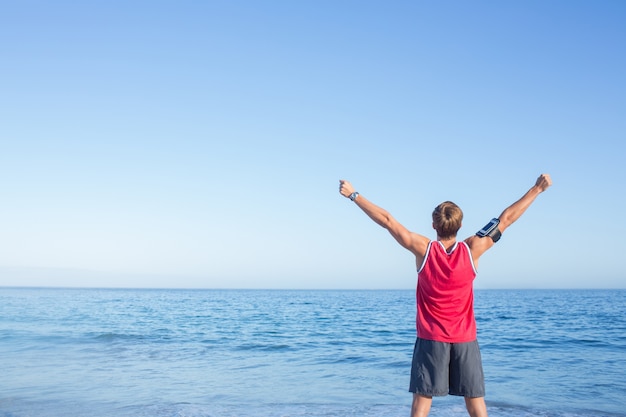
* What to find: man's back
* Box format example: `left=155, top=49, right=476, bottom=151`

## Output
left=417, top=241, right=477, bottom=343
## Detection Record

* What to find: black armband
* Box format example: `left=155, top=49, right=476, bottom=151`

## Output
left=476, top=218, right=502, bottom=243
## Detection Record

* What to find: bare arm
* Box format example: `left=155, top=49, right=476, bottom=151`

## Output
left=497, top=174, right=552, bottom=232
left=339, top=180, right=430, bottom=260
left=466, top=173, right=552, bottom=262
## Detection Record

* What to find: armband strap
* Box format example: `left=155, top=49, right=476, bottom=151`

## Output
left=488, top=227, right=502, bottom=243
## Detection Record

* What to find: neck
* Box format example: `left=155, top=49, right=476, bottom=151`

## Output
left=437, top=237, right=457, bottom=252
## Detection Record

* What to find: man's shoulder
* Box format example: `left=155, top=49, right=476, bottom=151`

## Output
left=464, top=235, right=493, bottom=258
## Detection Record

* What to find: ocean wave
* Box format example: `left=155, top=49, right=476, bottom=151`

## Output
left=234, top=342, right=293, bottom=352
left=92, top=332, right=148, bottom=342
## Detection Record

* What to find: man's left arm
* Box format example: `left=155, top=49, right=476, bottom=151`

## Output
left=339, top=180, right=429, bottom=258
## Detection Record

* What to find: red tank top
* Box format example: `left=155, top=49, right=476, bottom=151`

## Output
left=416, top=240, right=477, bottom=343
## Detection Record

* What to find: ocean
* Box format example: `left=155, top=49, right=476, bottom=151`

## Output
left=0, top=288, right=624, bottom=417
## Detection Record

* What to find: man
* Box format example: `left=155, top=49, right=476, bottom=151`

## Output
left=338, top=174, right=552, bottom=417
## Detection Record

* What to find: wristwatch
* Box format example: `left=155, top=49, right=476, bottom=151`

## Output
left=349, top=192, right=359, bottom=201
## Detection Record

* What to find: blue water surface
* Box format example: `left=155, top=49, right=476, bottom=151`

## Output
left=1, top=288, right=624, bottom=417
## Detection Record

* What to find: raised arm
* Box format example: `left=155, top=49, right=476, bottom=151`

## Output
left=497, top=174, right=552, bottom=232
left=339, top=180, right=429, bottom=259
left=467, top=174, right=552, bottom=262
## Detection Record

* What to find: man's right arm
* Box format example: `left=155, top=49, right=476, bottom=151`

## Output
left=467, top=174, right=552, bottom=261
left=497, top=173, right=552, bottom=232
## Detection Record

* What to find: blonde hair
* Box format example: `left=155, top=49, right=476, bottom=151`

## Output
left=432, top=201, right=463, bottom=239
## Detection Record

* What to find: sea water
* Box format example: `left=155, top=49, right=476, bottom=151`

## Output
left=0, top=288, right=624, bottom=417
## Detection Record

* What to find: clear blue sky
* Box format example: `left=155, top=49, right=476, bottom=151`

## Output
left=1, top=1, right=624, bottom=289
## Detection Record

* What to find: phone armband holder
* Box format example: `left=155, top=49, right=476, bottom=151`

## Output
left=476, top=218, right=502, bottom=242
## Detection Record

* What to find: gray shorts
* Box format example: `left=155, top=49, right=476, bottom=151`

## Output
left=409, top=338, right=485, bottom=398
